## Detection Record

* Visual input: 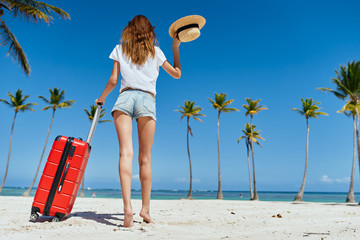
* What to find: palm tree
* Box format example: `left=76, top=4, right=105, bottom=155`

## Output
left=318, top=60, right=360, bottom=203
left=242, top=98, right=267, bottom=200
left=22, top=88, right=74, bottom=196
left=209, top=93, right=239, bottom=199
left=0, top=89, right=36, bottom=192
left=292, top=98, right=328, bottom=202
left=175, top=101, right=205, bottom=199
left=238, top=123, right=264, bottom=200
left=0, top=0, right=70, bottom=75
left=79, top=104, right=111, bottom=197
left=337, top=101, right=360, bottom=203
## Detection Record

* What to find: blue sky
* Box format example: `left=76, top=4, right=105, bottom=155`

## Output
left=1, top=0, right=360, bottom=192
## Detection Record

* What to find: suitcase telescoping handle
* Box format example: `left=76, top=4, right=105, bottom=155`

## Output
left=86, top=102, right=103, bottom=145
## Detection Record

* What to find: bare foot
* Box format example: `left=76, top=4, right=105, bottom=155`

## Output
left=140, top=210, right=153, bottom=223
left=123, top=209, right=134, bottom=227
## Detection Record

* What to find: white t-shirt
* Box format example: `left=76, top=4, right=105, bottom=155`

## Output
left=109, top=44, right=167, bottom=96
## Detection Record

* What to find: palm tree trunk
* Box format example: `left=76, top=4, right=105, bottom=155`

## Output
left=346, top=115, right=356, bottom=203
left=250, top=116, right=258, bottom=200
left=356, top=111, right=360, bottom=204
left=217, top=111, right=223, bottom=199
left=23, top=110, right=55, bottom=196
left=0, top=111, right=17, bottom=193
left=80, top=178, right=85, bottom=197
left=246, top=141, right=253, bottom=199
left=186, top=117, right=193, bottom=199
left=294, top=117, right=309, bottom=201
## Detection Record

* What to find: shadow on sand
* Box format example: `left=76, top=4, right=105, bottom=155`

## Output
left=28, top=211, right=141, bottom=227
left=69, top=211, right=141, bottom=227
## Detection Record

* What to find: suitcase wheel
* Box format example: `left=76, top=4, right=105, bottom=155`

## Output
left=52, top=217, right=61, bottom=222
left=30, top=213, right=39, bottom=222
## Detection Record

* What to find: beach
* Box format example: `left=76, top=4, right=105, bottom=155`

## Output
left=0, top=196, right=359, bottom=239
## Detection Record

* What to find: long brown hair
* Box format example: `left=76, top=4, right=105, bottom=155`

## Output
left=120, top=15, right=157, bottom=65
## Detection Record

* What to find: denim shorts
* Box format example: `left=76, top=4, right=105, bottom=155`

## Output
left=111, top=90, right=156, bottom=121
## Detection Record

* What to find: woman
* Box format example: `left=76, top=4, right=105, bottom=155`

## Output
left=95, top=15, right=181, bottom=227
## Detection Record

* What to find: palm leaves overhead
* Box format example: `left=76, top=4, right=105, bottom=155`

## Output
left=209, top=92, right=239, bottom=113
left=0, top=19, right=29, bottom=74
left=0, top=0, right=70, bottom=76
left=4, top=0, right=70, bottom=24
left=291, top=98, right=328, bottom=119
left=318, top=61, right=360, bottom=102
left=238, top=123, right=264, bottom=147
left=243, top=98, right=268, bottom=117
left=0, top=89, right=36, bottom=112
left=84, top=105, right=111, bottom=123
left=38, top=88, right=74, bottom=111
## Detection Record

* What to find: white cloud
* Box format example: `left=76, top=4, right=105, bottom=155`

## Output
left=320, top=175, right=334, bottom=183
left=175, top=178, right=187, bottom=182
left=132, top=174, right=139, bottom=180
left=335, top=177, right=350, bottom=183
left=320, top=175, right=350, bottom=184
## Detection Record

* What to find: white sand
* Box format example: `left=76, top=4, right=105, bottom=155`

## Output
left=0, top=196, right=359, bottom=239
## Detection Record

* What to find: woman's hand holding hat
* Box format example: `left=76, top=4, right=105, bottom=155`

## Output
left=172, top=33, right=181, bottom=49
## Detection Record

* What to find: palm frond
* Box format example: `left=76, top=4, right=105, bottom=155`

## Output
left=38, top=95, right=50, bottom=104
left=176, top=100, right=205, bottom=122
left=222, top=107, right=239, bottom=113
left=0, top=19, right=30, bottom=75
left=84, top=108, right=91, bottom=117
left=293, top=98, right=327, bottom=119
left=99, top=119, right=112, bottom=123
left=0, top=98, right=11, bottom=106
left=84, top=104, right=111, bottom=123
left=57, top=100, right=74, bottom=108
left=18, top=102, right=36, bottom=111
left=6, top=0, right=70, bottom=24
left=193, top=117, right=203, bottom=122
left=291, top=108, right=304, bottom=115
left=0, top=2, right=12, bottom=11
left=41, top=2, right=70, bottom=20
left=243, top=98, right=267, bottom=116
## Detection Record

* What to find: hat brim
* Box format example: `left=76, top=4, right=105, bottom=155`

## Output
left=169, top=15, right=206, bottom=41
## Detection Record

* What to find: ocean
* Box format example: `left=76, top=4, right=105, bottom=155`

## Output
left=1, top=187, right=359, bottom=203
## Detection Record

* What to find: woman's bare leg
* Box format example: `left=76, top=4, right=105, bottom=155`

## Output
left=137, top=116, right=156, bottom=223
left=113, top=111, right=134, bottom=227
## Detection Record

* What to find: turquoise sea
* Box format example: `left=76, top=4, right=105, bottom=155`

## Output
left=1, top=187, right=359, bottom=203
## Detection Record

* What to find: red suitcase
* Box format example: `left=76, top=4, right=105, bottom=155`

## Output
left=30, top=104, right=102, bottom=222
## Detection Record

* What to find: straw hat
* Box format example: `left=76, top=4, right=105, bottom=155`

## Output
left=169, top=15, right=206, bottom=42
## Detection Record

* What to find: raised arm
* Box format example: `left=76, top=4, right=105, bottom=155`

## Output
left=162, top=34, right=181, bottom=79
left=96, top=61, right=120, bottom=105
